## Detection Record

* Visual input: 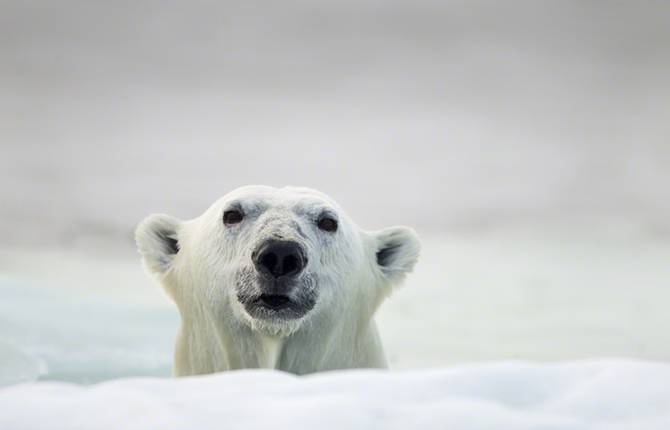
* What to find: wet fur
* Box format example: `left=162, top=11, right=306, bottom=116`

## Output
left=136, top=185, right=420, bottom=375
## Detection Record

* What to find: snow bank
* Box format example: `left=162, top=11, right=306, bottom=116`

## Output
left=1, top=360, right=668, bottom=430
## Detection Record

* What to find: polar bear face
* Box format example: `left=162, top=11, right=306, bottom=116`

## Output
left=136, top=186, right=420, bottom=338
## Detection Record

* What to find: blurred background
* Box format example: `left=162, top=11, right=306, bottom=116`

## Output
left=1, top=0, right=669, bottom=384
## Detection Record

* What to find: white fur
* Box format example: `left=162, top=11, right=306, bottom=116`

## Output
left=136, top=185, right=420, bottom=375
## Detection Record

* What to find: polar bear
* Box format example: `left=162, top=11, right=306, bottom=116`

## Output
left=136, top=185, right=420, bottom=376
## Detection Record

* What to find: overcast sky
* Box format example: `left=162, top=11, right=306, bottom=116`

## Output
left=1, top=1, right=669, bottom=246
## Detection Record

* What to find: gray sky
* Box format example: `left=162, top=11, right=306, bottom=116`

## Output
left=1, top=1, right=669, bottom=246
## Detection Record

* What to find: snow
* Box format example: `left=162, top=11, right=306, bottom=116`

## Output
left=1, top=360, right=669, bottom=430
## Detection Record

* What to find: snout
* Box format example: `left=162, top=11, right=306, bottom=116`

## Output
left=252, top=240, right=307, bottom=280
left=238, top=239, right=315, bottom=320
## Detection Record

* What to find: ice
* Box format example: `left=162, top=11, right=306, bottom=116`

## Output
left=0, top=274, right=177, bottom=385
left=1, top=360, right=669, bottom=430
left=0, top=341, right=47, bottom=387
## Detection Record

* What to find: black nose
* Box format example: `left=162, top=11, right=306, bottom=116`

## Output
left=253, top=240, right=307, bottom=279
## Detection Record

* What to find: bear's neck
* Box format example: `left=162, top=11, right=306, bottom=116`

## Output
left=172, top=310, right=387, bottom=376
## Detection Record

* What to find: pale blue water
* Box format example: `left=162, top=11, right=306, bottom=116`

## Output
left=0, top=277, right=178, bottom=384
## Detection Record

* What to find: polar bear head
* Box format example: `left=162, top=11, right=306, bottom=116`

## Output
left=136, top=186, right=420, bottom=338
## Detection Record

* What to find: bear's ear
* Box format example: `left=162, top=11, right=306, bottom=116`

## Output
left=373, top=226, right=421, bottom=283
left=135, top=214, right=182, bottom=275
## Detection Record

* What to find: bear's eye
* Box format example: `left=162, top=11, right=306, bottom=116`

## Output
left=223, top=209, right=244, bottom=225
left=317, top=217, right=338, bottom=232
